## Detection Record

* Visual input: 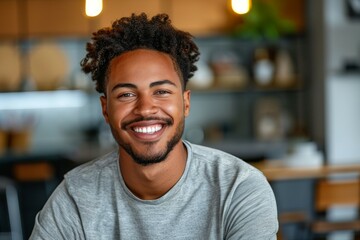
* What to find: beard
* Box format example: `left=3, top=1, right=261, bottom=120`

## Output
left=110, top=116, right=185, bottom=166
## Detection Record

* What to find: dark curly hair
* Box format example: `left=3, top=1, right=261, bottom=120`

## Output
left=80, top=13, right=200, bottom=94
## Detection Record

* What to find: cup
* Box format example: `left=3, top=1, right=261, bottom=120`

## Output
left=9, top=129, right=32, bottom=154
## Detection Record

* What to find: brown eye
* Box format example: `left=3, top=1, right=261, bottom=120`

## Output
left=155, top=90, right=171, bottom=95
left=117, top=92, right=136, bottom=100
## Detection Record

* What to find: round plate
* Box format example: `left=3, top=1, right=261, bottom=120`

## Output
left=0, top=43, right=22, bottom=91
left=27, top=41, right=69, bottom=91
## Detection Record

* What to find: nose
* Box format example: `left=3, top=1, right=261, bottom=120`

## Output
left=133, top=94, right=158, bottom=116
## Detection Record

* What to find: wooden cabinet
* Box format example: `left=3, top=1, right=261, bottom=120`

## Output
left=0, top=0, right=21, bottom=38
left=95, top=0, right=231, bottom=36
left=0, top=0, right=163, bottom=37
left=97, top=0, right=162, bottom=29
left=26, top=0, right=90, bottom=37
left=95, top=0, right=228, bottom=35
left=0, top=0, right=304, bottom=38
left=169, top=0, right=230, bottom=36
left=169, top=0, right=305, bottom=36
left=0, top=0, right=91, bottom=38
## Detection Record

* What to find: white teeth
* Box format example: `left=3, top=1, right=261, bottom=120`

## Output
left=134, top=125, right=162, bottom=134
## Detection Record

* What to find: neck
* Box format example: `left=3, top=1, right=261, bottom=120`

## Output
left=119, top=142, right=187, bottom=200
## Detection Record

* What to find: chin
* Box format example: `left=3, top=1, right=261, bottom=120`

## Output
left=122, top=135, right=182, bottom=166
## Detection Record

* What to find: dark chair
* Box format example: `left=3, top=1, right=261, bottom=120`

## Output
left=0, top=177, right=23, bottom=240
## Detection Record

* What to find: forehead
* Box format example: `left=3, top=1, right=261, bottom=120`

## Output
left=108, top=49, right=180, bottom=82
left=112, top=48, right=173, bottom=65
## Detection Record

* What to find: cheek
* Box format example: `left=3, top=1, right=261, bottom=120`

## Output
left=107, top=104, right=128, bottom=127
left=165, top=99, right=186, bottom=119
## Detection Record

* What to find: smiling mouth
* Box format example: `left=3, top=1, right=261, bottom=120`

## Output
left=132, top=124, right=163, bottom=134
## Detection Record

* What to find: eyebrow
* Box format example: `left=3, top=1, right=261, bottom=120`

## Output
left=150, top=80, right=177, bottom=88
left=111, top=80, right=177, bottom=93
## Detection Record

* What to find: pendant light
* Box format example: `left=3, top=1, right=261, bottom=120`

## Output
left=85, top=0, right=103, bottom=17
left=231, top=0, right=252, bottom=14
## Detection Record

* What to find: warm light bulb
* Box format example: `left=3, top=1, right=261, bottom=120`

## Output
left=231, top=0, right=251, bottom=14
left=85, top=0, right=103, bottom=17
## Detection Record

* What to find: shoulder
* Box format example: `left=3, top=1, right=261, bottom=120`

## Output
left=64, top=150, right=119, bottom=192
left=186, top=141, right=265, bottom=182
left=188, top=141, right=244, bottom=165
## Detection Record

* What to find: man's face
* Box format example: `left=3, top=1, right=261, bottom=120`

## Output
left=100, top=49, right=191, bottom=166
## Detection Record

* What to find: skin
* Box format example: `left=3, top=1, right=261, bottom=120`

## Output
left=100, top=49, right=191, bottom=200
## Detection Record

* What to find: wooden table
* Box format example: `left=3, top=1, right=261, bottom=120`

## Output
left=252, top=160, right=360, bottom=181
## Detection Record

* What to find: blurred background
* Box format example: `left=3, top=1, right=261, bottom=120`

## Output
left=0, top=0, right=360, bottom=239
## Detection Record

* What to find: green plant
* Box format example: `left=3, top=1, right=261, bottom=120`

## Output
left=232, top=0, right=296, bottom=40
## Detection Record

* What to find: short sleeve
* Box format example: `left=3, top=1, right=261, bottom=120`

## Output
left=29, top=181, right=85, bottom=240
left=224, top=169, right=278, bottom=240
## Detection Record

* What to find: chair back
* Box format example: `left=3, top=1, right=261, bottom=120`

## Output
left=315, top=179, right=360, bottom=212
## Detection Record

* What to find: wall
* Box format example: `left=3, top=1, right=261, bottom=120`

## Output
left=324, top=0, right=360, bottom=164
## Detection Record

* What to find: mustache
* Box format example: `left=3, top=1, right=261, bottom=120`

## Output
left=121, top=117, right=173, bottom=130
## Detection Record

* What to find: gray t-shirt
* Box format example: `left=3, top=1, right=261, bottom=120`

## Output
left=30, top=141, right=278, bottom=240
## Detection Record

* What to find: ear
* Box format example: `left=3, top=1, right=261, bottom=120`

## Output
left=183, top=90, right=191, bottom=117
left=100, top=95, right=109, bottom=123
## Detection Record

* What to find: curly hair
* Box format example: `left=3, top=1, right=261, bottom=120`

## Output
left=80, top=13, right=200, bottom=94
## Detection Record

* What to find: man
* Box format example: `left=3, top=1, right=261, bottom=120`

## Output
left=30, top=13, right=278, bottom=239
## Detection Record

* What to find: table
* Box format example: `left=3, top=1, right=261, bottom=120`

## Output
left=252, top=160, right=360, bottom=181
